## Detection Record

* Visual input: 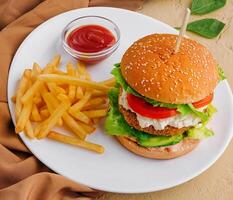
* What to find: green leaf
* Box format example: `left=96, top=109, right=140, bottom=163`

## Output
left=188, top=104, right=209, bottom=122
left=111, top=67, right=140, bottom=97
left=191, top=0, right=226, bottom=15
left=218, top=65, right=226, bottom=81
left=187, top=125, right=214, bottom=139
left=187, top=18, right=225, bottom=38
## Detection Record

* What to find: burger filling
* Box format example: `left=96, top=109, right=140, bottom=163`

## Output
left=119, top=89, right=203, bottom=130
left=104, top=64, right=224, bottom=148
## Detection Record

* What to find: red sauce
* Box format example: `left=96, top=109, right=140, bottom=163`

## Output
left=67, top=25, right=116, bottom=53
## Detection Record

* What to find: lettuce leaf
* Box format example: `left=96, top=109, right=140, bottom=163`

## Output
left=104, top=85, right=214, bottom=147
left=111, top=64, right=216, bottom=122
left=187, top=125, right=214, bottom=140
left=218, top=65, right=226, bottom=81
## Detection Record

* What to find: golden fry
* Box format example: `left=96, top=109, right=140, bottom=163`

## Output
left=33, top=96, right=43, bottom=106
left=52, top=68, right=66, bottom=75
left=57, top=93, right=69, bottom=102
left=76, top=87, right=83, bottom=99
left=50, top=55, right=61, bottom=68
left=82, top=97, right=106, bottom=110
left=15, top=101, right=33, bottom=133
left=43, top=64, right=53, bottom=74
left=41, top=92, right=63, bottom=126
left=62, top=113, right=87, bottom=139
left=24, top=121, right=34, bottom=138
left=47, top=82, right=66, bottom=95
left=91, top=89, right=107, bottom=97
left=21, top=80, right=43, bottom=104
left=69, top=110, right=90, bottom=124
left=37, top=100, right=71, bottom=139
left=77, top=121, right=96, bottom=134
left=83, top=109, right=108, bottom=118
left=77, top=60, right=91, bottom=80
left=48, top=131, right=104, bottom=154
left=69, top=91, right=91, bottom=113
left=66, top=62, right=76, bottom=101
left=15, top=69, right=31, bottom=120
left=39, top=74, right=110, bottom=92
left=31, top=104, right=42, bottom=122
left=31, top=62, right=42, bottom=82
left=40, top=109, right=50, bottom=119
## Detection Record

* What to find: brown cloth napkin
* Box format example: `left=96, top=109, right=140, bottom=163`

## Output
left=0, top=0, right=144, bottom=199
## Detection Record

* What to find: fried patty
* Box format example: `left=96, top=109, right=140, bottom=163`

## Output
left=119, top=105, right=191, bottom=136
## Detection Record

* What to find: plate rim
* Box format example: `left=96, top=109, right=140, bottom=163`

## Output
left=7, top=7, right=233, bottom=193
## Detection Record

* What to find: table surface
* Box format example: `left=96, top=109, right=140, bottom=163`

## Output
left=99, top=0, right=233, bottom=199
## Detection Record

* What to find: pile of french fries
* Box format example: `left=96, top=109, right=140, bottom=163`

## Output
left=11, top=55, right=115, bottom=154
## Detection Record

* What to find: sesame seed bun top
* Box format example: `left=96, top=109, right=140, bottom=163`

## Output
left=121, top=34, right=219, bottom=104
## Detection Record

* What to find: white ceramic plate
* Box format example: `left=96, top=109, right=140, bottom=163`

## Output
left=8, top=7, right=233, bottom=193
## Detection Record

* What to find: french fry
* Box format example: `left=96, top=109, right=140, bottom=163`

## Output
left=31, top=104, right=42, bottom=122
left=77, top=60, right=91, bottom=80
left=66, top=62, right=76, bottom=101
left=37, top=100, right=71, bottom=139
left=83, top=109, right=108, bottom=118
left=15, top=101, right=33, bottom=133
left=48, top=131, right=104, bottom=154
left=34, top=123, right=42, bottom=136
left=47, top=82, right=66, bottom=95
left=77, top=121, right=96, bottom=134
left=69, top=110, right=90, bottom=124
left=33, top=95, right=43, bottom=106
left=33, top=62, right=42, bottom=74
left=40, top=92, right=85, bottom=138
left=40, top=83, right=49, bottom=94
left=57, top=93, right=69, bottom=102
left=91, top=90, right=107, bottom=97
left=50, top=55, right=61, bottom=68
left=32, top=62, right=42, bottom=82
left=52, top=68, right=66, bottom=75
left=43, top=64, right=53, bottom=74
left=82, top=98, right=106, bottom=110
left=100, top=77, right=116, bottom=87
left=24, top=121, right=34, bottom=138
left=15, top=69, right=31, bottom=119
left=41, top=92, right=63, bottom=126
left=39, top=74, right=110, bottom=92
left=21, top=80, right=43, bottom=104
left=40, top=109, right=50, bottom=119
left=69, top=91, right=91, bottom=113
left=62, top=113, right=87, bottom=139
left=76, top=87, right=83, bottom=99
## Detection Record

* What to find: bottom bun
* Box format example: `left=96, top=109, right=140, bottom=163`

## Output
left=116, top=136, right=200, bottom=159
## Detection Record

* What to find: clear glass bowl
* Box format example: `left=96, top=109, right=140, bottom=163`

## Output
left=62, top=16, right=121, bottom=64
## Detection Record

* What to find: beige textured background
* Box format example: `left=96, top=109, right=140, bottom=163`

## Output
left=99, top=0, right=233, bottom=199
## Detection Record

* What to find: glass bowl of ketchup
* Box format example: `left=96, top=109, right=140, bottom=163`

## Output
left=62, top=16, right=120, bottom=64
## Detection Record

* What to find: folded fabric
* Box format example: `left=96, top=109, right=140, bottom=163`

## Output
left=0, top=0, right=144, bottom=199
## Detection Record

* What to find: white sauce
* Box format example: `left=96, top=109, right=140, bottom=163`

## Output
left=119, top=89, right=203, bottom=130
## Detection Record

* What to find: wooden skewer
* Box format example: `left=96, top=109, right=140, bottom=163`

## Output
left=174, top=8, right=191, bottom=54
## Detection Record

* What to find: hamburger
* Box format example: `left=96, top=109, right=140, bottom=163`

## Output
left=104, top=34, right=226, bottom=159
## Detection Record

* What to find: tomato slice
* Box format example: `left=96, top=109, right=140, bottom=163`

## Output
left=192, top=94, right=213, bottom=108
left=127, top=94, right=177, bottom=119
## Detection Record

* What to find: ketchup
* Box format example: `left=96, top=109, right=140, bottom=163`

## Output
left=67, top=25, right=116, bottom=53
